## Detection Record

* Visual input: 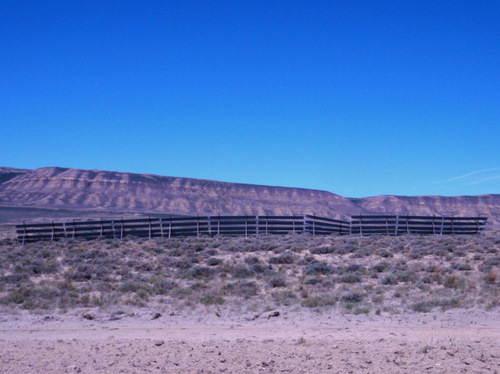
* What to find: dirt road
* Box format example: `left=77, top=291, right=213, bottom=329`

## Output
left=1, top=309, right=499, bottom=373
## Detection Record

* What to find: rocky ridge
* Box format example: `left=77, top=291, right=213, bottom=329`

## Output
left=0, top=167, right=498, bottom=226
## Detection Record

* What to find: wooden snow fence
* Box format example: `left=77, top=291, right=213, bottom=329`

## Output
left=16, top=214, right=487, bottom=243
left=350, top=215, right=487, bottom=236
left=16, top=214, right=350, bottom=243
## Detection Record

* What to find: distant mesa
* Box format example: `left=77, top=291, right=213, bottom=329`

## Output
left=0, top=167, right=498, bottom=227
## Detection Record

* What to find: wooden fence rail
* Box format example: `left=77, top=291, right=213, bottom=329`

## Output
left=350, top=215, right=488, bottom=236
left=16, top=214, right=486, bottom=243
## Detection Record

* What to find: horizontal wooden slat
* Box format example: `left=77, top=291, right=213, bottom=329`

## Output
left=68, top=220, right=119, bottom=226
left=256, top=220, right=302, bottom=226
left=305, top=221, right=348, bottom=227
left=257, top=215, right=304, bottom=220
left=351, top=215, right=398, bottom=219
left=205, top=215, right=256, bottom=220
left=163, top=217, right=208, bottom=222
left=15, top=222, right=63, bottom=229
left=305, top=215, right=350, bottom=224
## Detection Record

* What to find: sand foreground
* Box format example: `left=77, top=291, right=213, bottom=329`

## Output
left=1, top=308, right=499, bottom=373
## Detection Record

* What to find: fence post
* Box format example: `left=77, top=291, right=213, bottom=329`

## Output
left=22, top=221, right=27, bottom=245
left=432, top=215, right=436, bottom=235
left=217, top=215, right=220, bottom=236
left=245, top=218, right=248, bottom=237
left=197, top=215, right=200, bottom=238
left=111, top=220, right=116, bottom=239
left=394, top=216, right=399, bottom=236
left=476, top=216, right=480, bottom=234
left=312, top=216, right=316, bottom=236
left=451, top=215, right=455, bottom=235
left=168, top=216, right=172, bottom=238
left=100, top=218, right=104, bottom=238
left=51, top=221, right=55, bottom=241
left=256, top=215, right=259, bottom=235
left=385, top=216, right=389, bottom=236
left=148, top=217, right=152, bottom=240
left=406, top=215, right=410, bottom=235
left=159, top=218, right=164, bottom=238
left=359, top=215, right=363, bottom=237
left=120, top=218, right=124, bottom=239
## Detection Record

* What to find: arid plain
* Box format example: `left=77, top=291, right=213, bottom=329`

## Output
left=0, top=230, right=499, bottom=373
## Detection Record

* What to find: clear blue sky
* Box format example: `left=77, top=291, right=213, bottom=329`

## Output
left=1, top=1, right=499, bottom=197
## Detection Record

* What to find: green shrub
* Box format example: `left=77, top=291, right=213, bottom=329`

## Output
left=206, top=257, right=223, bottom=266
left=340, top=274, right=361, bottom=283
left=354, top=307, right=370, bottom=315
left=200, top=294, right=225, bottom=305
left=309, top=246, right=336, bottom=254
left=379, top=250, right=393, bottom=258
left=453, top=263, right=472, bottom=271
left=444, top=275, right=459, bottom=288
left=301, top=293, right=337, bottom=307
left=250, top=263, right=271, bottom=274
left=301, top=297, right=320, bottom=308
left=479, top=257, right=500, bottom=272
left=346, top=264, right=364, bottom=272
left=232, top=266, right=254, bottom=278
left=1, top=273, right=30, bottom=283
left=244, top=256, right=261, bottom=265
left=382, top=274, right=398, bottom=285
left=372, top=262, right=389, bottom=273
left=420, top=275, right=433, bottom=284
left=152, top=280, right=177, bottom=295
left=222, top=281, right=259, bottom=297
left=412, top=298, right=462, bottom=312
left=272, top=290, right=298, bottom=305
left=117, top=281, right=150, bottom=293
left=341, top=292, right=363, bottom=303
left=185, top=266, right=212, bottom=278
left=71, top=267, right=93, bottom=281
left=304, top=262, right=332, bottom=275
left=269, top=252, right=296, bottom=265
left=174, top=257, right=199, bottom=269
left=412, top=302, right=431, bottom=313
left=304, top=277, right=322, bottom=285
left=409, top=247, right=431, bottom=259
left=269, top=276, right=287, bottom=288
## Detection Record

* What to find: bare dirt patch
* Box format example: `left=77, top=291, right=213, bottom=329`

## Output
left=0, top=309, right=499, bottom=373
left=0, top=234, right=499, bottom=372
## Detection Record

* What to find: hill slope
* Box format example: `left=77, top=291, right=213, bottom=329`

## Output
left=0, top=167, right=498, bottom=226
left=0, top=167, right=358, bottom=220
left=356, top=194, right=500, bottom=225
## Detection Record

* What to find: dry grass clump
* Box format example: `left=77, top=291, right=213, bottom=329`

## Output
left=0, top=233, right=499, bottom=314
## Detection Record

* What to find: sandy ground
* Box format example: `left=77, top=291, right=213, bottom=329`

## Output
left=0, top=308, right=499, bottom=373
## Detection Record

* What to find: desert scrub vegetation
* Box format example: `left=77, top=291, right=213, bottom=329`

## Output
left=0, top=233, right=498, bottom=313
